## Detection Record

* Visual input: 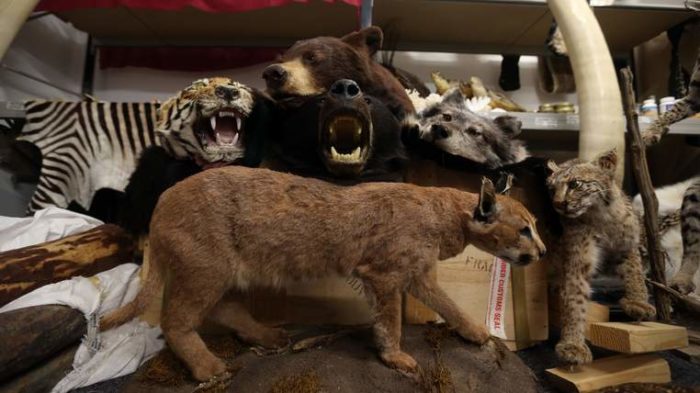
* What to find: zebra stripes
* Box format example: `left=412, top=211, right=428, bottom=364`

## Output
left=20, top=100, right=159, bottom=213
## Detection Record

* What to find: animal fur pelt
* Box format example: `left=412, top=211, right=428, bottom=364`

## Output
left=100, top=165, right=546, bottom=381
left=633, top=177, right=700, bottom=295
left=403, top=89, right=529, bottom=169
left=118, top=146, right=201, bottom=236
left=17, top=100, right=160, bottom=213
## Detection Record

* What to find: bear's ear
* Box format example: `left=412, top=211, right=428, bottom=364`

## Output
left=493, top=115, right=522, bottom=137
left=341, top=26, right=383, bottom=56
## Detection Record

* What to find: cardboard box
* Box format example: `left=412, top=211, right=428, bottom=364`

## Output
left=403, top=245, right=548, bottom=349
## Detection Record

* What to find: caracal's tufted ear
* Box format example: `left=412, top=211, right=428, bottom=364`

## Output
left=494, top=172, right=514, bottom=195
left=476, top=177, right=498, bottom=222
left=594, top=148, right=618, bottom=174
left=341, top=26, right=383, bottom=56
left=545, top=159, right=560, bottom=175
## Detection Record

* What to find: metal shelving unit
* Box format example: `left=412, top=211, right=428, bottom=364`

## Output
left=3, top=1, right=697, bottom=135
left=493, top=112, right=700, bottom=135
left=3, top=100, right=698, bottom=135
left=43, top=0, right=694, bottom=55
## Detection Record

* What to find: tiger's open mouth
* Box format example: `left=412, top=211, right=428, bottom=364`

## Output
left=320, top=111, right=371, bottom=173
left=195, top=109, right=245, bottom=151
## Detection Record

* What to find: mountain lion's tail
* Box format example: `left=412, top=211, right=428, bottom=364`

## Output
left=100, top=243, right=162, bottom=330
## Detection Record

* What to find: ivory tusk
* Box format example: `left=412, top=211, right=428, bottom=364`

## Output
left=547, top=0, right=626, bottom=184
left=0, top=0, right=41, bottom=61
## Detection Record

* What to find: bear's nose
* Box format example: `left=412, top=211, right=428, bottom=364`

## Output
left=330, top=79, right=361, bottom=100
left=262, top=65, right=287, bottom=87
left=215, top=86, right=239, bottom=101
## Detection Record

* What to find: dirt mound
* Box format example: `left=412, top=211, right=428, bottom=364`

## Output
left=123, top=325, right=538, bottom=393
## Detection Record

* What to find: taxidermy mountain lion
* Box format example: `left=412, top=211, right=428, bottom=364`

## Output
left=101, top=166, right=546, bottom=382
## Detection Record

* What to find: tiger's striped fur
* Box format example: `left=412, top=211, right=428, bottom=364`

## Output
left=671, top=180, right=700, bottom=294
left=156, top=77, right=255, bottom=164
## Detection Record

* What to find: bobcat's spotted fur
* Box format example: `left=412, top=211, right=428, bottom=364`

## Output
left=546, top=150, right=656, bottom=365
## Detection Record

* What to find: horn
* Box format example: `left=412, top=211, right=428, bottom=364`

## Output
left=0, top=0, right=40, bottom=60
left=547, top=0, right=625, bottom=184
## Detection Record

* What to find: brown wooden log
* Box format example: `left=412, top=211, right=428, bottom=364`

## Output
left=0, top=344, right=78, bottom=393
left=0, top=305, right=85, bottom=382
left=619, top=68, right=673, bottom=321
left=647, top=280, right=700, bottom=315
left=0, top=224, right=134, bottom=307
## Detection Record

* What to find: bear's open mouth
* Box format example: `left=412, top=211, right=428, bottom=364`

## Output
left=195, top=109, right=245, bottom=151
left=320, top=112, right=370, bottom=166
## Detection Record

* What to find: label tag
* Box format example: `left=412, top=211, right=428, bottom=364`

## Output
left=486, top=257, right=510, bottom=339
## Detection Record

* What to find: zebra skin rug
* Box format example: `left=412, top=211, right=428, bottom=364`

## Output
left=18, top=100, right=160, bottom=213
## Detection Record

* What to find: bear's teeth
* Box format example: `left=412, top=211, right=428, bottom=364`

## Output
left=330, top=146, right=362, bottom=163
left=236, top=117, right=242, bottom=131
left=210, top=117, right=217, bottom=130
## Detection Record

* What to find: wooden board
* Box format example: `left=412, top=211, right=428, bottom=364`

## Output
left=0, top=224, right=135, bottom=307
left=545, top=354, right=671, bottom=393
left=588, top=322, right=688, bottom=354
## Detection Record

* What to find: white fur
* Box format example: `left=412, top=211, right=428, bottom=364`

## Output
left=406, top=89, right=505, bottom=114
left=633, top=176, right=700, bottom=294
left=406, top=89, right=442, bottom=113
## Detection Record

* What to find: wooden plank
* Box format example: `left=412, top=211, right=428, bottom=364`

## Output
left=0, top=224, right=135, bottom=307
left=586, top=302, right=611, bottom=324
left=0, top=305, right=84, bottom=381
left=588, top=322, right=688, bottom=353
left=512, top=261, right=548, bottom=342
left=545, top=354, right=671, bottom=393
